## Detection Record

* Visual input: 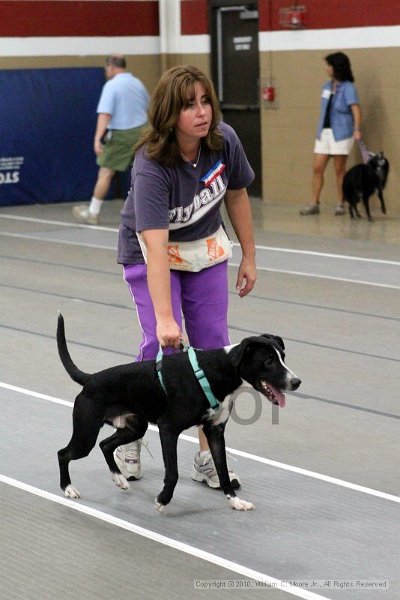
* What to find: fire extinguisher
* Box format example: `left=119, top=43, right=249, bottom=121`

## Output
left=288, top=8, right=306, bottom=29
left=262, top=83, right=275, bottom=103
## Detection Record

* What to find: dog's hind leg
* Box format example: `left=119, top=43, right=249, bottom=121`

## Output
left=345, top=193, right=359, bottom=219
left=58, top=443, right=82, bottom=498
left=99, top=418, right=148, bottom=490
left=353, top=193, right=364, bottom=219
left=155, top=426, right=180, bottom=513
left=58, top=401, right=103, bottom=498
left=203, top=423, right=255, bottom=512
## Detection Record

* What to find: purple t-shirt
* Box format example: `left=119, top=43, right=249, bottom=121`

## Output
left=117, top=121, right=254, bottom=265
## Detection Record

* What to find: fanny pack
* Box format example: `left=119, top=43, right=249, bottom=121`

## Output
left=137, top=225, right=232, bottom=272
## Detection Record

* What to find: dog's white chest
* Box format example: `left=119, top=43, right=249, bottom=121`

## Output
left=206, top=396, right=233, bottom=426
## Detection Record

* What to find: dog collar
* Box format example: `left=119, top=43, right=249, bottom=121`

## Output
left=156, top=345, right=219, bottom=410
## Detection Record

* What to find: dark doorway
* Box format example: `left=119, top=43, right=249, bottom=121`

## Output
left=209, top=1, right=261, bottom=197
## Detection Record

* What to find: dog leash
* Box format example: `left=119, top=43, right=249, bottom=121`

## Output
left=156, top=342, right=219, bottom=410
left=358, top=140, right=374, bottom=165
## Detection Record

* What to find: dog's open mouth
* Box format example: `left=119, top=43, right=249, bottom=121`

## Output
left=259, top=379, right=286, bottom=408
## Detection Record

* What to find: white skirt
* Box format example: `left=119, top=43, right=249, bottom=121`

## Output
left=314, top=128, right=354, bottom=155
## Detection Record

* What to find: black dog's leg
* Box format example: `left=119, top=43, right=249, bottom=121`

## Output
left=99, top=418, right=148, bottom=489
left=155, top=426, right=180, bottom=513
left=353, top=193, right=363, bottom=218
left=378, top=190, right=387, bottom=214
left=58, top=395, right=103, bottom=498
left=203, top=423, right=232, bottom=493
left=346, top=192, right=359, bottom=219
left=203, top=423, right=255, bottom=511
left=362, top=193, right=373, bottom=221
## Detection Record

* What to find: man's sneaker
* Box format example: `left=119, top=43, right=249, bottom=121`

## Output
left=114, top=442, right=142, bottom=480
left=191, top=451, right=241, bottom=490
left=72, top=204, right=99, bottom=225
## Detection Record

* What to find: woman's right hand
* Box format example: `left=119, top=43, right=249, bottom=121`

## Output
left=140, top=229, right=183, bottom=348
left=156, top=318, right=182, bottom=348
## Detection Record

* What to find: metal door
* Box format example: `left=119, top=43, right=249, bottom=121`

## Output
left=210, top=2, right=261, bottom=197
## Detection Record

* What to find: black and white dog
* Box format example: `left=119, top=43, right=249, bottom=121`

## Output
left=342, top=152, right=389, bottom=221
left=57, top=314, right=301, bottom=512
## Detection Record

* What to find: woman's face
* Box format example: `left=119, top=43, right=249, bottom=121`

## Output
left=175, top=83, right=212, bottom=146
left=325, top=62, right=334, bottom=79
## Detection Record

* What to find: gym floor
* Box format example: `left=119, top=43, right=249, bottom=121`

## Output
left=1, top=197, right=399, bottom=600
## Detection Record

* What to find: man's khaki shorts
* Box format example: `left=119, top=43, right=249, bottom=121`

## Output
left=97, top=125, right=146, bottom=171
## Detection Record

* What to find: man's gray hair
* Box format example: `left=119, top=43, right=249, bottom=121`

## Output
left=105, top=54, right=126, bottom=69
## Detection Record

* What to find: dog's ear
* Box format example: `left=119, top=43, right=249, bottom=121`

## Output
left=273, top=335, right=285, bottom=350
left=229, top=337, right=259, bottom=368
left=260, top=333, right=285, bottom=350
left=229, top=334, right=285, bottom=367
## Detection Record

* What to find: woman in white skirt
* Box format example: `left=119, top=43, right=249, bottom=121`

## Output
left=300, top=52, right=362, bottom=216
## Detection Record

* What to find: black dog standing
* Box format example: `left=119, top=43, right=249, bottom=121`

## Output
left=342, top=152, right=389, bottom=221
left=56, top=314, right=301, bottom=513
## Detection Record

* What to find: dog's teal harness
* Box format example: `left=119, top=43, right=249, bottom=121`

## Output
left=156, top=343, right=219, bottom=410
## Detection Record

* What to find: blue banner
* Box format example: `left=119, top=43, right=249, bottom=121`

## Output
left=0, top=67, right=105, bottom=206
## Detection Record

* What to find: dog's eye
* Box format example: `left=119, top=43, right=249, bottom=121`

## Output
left=264, top=355, right=274, bottom=365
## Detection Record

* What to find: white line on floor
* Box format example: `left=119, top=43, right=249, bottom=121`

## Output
left=0, top=213, right=113, bottom=232
left=1, top=381, right=399, bottom=504
left=0, top=474, right=330, bottom=600
left=247, top=244, right=400, bottom=266
left=1, top=213, right=399, bottom=266
left=1, top=231, right=399, bottom=289
left=228, top=264, right=400, bottom=291
left=0, top=231, right=112, bottom=250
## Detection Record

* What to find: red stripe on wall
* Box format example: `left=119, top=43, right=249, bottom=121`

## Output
left=180, top=0, right=400, bottom=36
left=259, top=0, right=400, bottom=31
left=0, top=1, right=159, bottom=37
left=181, top=0, right=208, bottom=35
left=3, top=1, right=397, bottom=40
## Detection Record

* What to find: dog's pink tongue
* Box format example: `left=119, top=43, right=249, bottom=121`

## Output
left=271, top=385, right=286, bottom=408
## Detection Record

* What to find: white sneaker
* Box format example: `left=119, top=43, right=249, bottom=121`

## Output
left=72, top=204, right=99, bottom=225
left=191, top=451, right=241, bottom=490
left=114, top=442, right=142, bottom=480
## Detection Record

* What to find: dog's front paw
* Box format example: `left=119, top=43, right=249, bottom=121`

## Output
left=64, top=485, right=80, bottom=499
left=155, top=499, right=167, bottom=514
left=228, top=496, right=255, bottom=511
left=112, top=473, right=130, bottom=490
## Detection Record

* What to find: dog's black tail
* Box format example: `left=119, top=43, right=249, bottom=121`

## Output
left=57, top=313, right=90, bottom=386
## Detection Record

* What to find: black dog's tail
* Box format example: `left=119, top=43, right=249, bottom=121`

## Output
left=57, top=313, right=90, bottom=386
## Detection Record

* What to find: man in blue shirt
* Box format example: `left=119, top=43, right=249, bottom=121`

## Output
left=73, top=54, right=149, bottom=224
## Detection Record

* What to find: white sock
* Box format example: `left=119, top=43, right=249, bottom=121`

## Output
left=88, top=197, right=103, bottom=215
left=200, top=450, right=211, bottom=458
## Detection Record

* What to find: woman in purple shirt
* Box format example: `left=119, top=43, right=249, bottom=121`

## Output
left=300, top=52, right=362, bottom=216
left=115, top=65, right=257, bottom=489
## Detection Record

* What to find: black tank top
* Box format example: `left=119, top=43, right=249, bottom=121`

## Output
left=323, top=92, right=334, bottom=129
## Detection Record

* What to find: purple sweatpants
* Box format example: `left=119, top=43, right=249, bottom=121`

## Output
left=123, top=261, right=231, bottom=361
